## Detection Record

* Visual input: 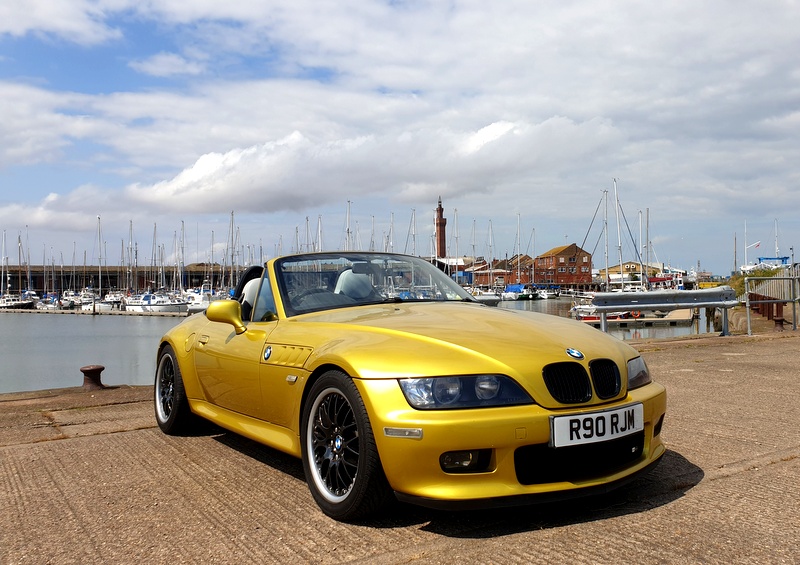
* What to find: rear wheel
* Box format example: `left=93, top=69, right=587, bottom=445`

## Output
left=154, top=344, right=194, bottom=434
left=301, top=370, right=391, bottom=521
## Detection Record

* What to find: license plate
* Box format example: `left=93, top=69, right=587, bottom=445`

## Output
left=550, top=403, right=644, bottom=448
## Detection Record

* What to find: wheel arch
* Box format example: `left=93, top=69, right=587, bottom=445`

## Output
left=157, top=336, right=205, bottom=402
left=299, top=362, right=353, bottom=425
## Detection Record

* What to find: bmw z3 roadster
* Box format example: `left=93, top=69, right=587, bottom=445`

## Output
left=154, top=251, right=666, bottom=521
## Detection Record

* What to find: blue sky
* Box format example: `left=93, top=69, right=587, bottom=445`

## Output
left=1, top=1, right=799, bottom=276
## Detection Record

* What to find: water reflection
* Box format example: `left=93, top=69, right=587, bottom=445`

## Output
left=0, top=313, right=182, bottom=394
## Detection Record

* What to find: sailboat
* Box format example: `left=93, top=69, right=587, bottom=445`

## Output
left=740, top=219, right=789, bottom=273
left=81, top=216, right=114, bottom=312
left=0, top=232, right=35, bottom=310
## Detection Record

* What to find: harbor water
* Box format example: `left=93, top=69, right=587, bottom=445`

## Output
left=0, top=299, right=712, bottom=394
left=0, top=313, right=182, bottom=394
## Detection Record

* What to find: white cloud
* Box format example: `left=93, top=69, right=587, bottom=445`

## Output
left=459, top=122, right=517, bottom=156
left=1, top=1, right=800, bottom=273
left=0, top=0, right=124, bottom=45
left=129, top=52, right=206, bottom=77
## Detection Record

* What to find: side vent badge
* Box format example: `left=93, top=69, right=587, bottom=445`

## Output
left=264, top=346, right=272, bottom=361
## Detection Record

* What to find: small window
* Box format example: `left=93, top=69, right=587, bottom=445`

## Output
left=254, top=272, right=278, bottom=322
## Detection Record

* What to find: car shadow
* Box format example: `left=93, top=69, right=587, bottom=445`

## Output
left=212, top=429, right=307, bottom=481
left=414, top=449, right=704, bottom=537
left=208, top=432, right=704, bottom=534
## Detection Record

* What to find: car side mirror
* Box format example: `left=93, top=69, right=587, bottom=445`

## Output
left=206, top=300, right=247, bottom=334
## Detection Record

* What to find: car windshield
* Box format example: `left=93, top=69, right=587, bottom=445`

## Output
left=275, top=252, right=474, bottom=316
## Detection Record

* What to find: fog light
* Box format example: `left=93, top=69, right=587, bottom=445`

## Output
left=439, top=449, right=492, bottom=473
left=441, top=450, right=474, bottom=469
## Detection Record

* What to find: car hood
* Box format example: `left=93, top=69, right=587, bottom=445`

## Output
left=289, top=302, right=637, bottom=402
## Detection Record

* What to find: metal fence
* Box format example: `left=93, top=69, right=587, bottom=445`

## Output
left=744, top=275, right=800, bottom=335
left=590, top=286, right=739, bottom=334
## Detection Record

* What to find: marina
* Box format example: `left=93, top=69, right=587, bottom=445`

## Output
left=0, top=295, right=716, bottom=395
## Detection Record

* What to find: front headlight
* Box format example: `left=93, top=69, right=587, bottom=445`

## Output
left=398, top=375, right=534, bottom=410
left=627, top=356, right=652, bottom=389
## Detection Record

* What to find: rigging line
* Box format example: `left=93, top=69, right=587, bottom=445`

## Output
left=580, top=194, right=605, bottom=252
left=617, top=201, right=648, bottom=274
left=590, top=228, right=604, bottom=258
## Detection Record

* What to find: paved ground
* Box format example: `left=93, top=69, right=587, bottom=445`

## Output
left=1, top=313, right=798, bottom=564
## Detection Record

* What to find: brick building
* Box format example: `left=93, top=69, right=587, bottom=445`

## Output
left=534, top=243, right=592, bottom=285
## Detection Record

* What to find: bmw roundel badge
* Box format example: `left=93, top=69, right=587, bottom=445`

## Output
left=566, top=348, right=584, bottom=360
left=264, top=345, right=272, bottom=361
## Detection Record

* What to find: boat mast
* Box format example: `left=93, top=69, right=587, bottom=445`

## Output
left=638, top=210, right=644, bottom=287
left=488, top=219, right=494, bottom=290
left=411, top=208, right=417, bottom=256
left=613, top=179, right=623, bottom=289
left=344, top=201, right=352, bottom=251
left=774, top=218, right=779, bottom=257
left=304, top=216, right=312, bottom=253
left=744, top=220, right=748, bottom=268
left=25, top=225, right=31, bottom=293
left=454, top=208, right=459, bottom=281
left=1, top=230, right=6, bottom=298
left=97, top=215, right=102, bottom=305
left=42, top=245, right=47, bottom=297
left=471, top=219, right=476, bottom=260
left=603, top=190, right=609, bottom=290
left=151, top=223, right=158, bottom=292
left=513, top=214, right=519, bottom=283
left=646, top=208, right=650, bottom=286
left=180, top=221, right=186, bottom=291
left=126, top=221, right=133, bottom=292
left=17, top=233, right=23, bottom=296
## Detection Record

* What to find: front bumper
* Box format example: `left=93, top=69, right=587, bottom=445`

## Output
left=356, top=379, right=667, bottom=506
left=394, top=455, right=663, bottom=511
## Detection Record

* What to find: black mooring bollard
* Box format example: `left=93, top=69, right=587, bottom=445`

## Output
left=80, top=365, right=106, bottom=390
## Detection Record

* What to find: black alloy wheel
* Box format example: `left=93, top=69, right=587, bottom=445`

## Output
left=154, top=344, right=193, bottom=434
left=301, top=370, right=391, bottom=521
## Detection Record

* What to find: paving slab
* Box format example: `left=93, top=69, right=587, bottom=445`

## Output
left=1, top=328, right=798, bottom=564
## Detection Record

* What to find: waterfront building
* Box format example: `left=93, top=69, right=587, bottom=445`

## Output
left=534, top=244, right=593, bottom=286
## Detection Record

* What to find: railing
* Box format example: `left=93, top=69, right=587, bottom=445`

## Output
left=590, top=286, right=739, bottom=335
left=744, top=276, right=799, bottom=335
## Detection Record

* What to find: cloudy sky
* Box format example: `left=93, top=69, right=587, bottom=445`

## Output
left=1, top=1, right=798, bottom=277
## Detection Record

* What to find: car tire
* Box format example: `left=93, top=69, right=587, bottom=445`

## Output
left=301, top=370, right=392, bottom=521
left=154, top=344, right=194, bottom=435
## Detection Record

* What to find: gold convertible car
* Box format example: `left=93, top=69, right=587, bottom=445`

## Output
left=155, top=252, right=666, bottom=521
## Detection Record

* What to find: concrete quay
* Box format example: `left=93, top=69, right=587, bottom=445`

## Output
left=1, top=322, right=798, bottom=563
